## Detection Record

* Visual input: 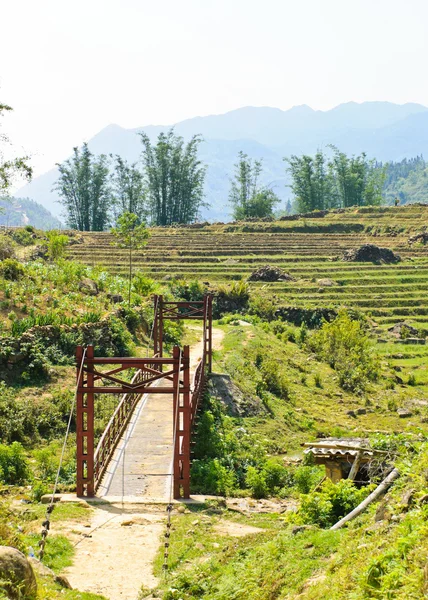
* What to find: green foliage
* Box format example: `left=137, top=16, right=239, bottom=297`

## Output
left=286, top=147, right=386, bottom=212
left=46, top=230, right=69, bottom=260
left=111, top=211, right=150, bottom=305
left=298, top=479, right=372, bottom=528
left=10, top=228, right=34, bottom=246
left=0, top=383, right=75, bottom=443
left=0, top=234, right=15, bottom=260
left=191, top=394, right=267, bottom=495
left=257, top=356, right=290, bottom=399
left=0, top=258, right=24, bottom=280
left=55, top=143, right=111, bottom=231
left=132, top=272, right=156, bottom=296
left=111, top=155, right=145, bottom=219
left=382, top=155, right=428, bottom=206
left=309, top=311, right=380, bottom=392
left=169, top=279, right=207, bottom=301
left=229, top=151, right=280, bottom=219
left=140, top=128, right=206, bottom=226
left=215, top=280, right=250, bottom=317
left=0, top=441, right=29, bottom=484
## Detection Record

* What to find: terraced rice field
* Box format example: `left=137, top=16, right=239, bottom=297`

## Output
left=68, top=206, right=428, bottom=392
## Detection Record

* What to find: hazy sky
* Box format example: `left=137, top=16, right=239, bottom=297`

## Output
left=2, top=0, right=428, bottom=177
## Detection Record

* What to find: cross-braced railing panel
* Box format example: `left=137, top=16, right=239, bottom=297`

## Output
left=76, top=346, right=187, bottom=498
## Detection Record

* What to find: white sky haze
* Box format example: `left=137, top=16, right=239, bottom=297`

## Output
left=1, top=0, right=428, bottom=175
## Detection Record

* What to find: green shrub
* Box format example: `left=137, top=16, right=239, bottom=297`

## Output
left=0, top=442, right=30, bottom=484
left=407, top=373, right=417, bottom=386
left=169, top=279, right=206, bottom=301
left=293, top=465, right=323, bottom=494
left=0, top=258, right=24, bottom=280
left=246, top=466, right=268, bottom=499
left=314, top=373, right=323, bottom=388
left=46, top=231, right=69, bottom=260
left=0, top=235, right=15, bottom=260
left=299, top=479, right=372, bottom=527
left=248, top=293, right=277, bottom=320
left=11, top=228, right=34, bottom=246
left=308, top=310, right=380, bottom=392
left=191, top=458, right=237, bottom=496
left=259, top=358, right=290, bottom=399
left=132, top=272, right=156, bottom=296
left=215, top=281, right=250, bottom=317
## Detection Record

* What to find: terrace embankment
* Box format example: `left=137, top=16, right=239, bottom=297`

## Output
left=68, top=206, right=428, bottom=393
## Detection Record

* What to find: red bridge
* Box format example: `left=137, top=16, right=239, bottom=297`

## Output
left=75, top=294, right=213, bottom=499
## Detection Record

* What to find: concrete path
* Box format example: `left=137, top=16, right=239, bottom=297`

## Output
left=98, top=327, right=223, bottom=501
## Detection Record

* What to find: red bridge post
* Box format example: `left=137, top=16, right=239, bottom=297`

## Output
left=173, top=345, right=191, bottom=499
left=76, top=345, right=95, bottom=497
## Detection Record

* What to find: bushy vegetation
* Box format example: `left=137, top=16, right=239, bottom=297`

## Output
left=308, top=311, right=380, bottom=392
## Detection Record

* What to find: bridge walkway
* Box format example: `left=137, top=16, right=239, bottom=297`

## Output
left=97, top=333, right=205, bottom=501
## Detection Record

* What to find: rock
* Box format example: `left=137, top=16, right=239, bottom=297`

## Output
left=40, top=494, right=61, bottom=504
left=388, top=321, right=419, bottom=339
left=408, top=232, right=428, bottom=245
left=397, top=408, right=413, bottom=418
left=343, top=244, right=400, bottom=264
left=400, top=489, right=415, bottom=510
left=107, top=293, right=123, bottom=303
left=29, top=557, right=72, bottom=589
left=78, top=278, right=99, bottom=296
left=291, top=525, right=312, bottom=535
left=0, top=546, right=37, bottom=600
left=356, top=408, right=367, bottom=415
left=316, top=278, right=336, bottom=287
left=418, top=493, right=428, bottom=505
left=346, top=410, right=357, bottom=418
left=248, top=265, right=294, bottom=282
left=402, top=337, right=426, bottom=345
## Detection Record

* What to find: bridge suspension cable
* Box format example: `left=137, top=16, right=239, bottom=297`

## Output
left=38, top=347, right=87, bottom=560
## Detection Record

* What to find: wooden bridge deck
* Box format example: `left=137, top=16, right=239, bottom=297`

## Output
left=97, top=337, right=204, bottom=500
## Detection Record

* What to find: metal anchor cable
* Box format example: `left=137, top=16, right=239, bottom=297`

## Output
left=38, top=347, right=87, bottom=560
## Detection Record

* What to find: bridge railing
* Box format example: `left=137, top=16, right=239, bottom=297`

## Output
left=93, top=355, right=161, bottom=490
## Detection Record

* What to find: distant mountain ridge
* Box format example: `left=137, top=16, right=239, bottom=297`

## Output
left=16, top=101, right=428, bottom=222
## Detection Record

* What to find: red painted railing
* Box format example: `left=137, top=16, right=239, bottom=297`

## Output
left=93, top=355, right=161, bottom=490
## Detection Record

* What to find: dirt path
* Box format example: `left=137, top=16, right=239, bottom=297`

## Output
left=64, top=326, right=225, bottom=600
left=63, top=505, right=164, bottom=599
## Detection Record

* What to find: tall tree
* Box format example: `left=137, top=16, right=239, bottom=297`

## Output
left=328, top=146, right=385, bottom=207
left=139, top=129, right=206, bottom=226
left=229, top=152, right=280, bottom=219
left=0, top=102, right=32, bottom=194
left=111, top=156, right=146, bottom=222
left=286, top=148, right=386, bottom=212
left=285, top=151, right=332, bottom=213
left=111, top=212, right=150, bottom=306
left=55, top=144, right=111, bottom=231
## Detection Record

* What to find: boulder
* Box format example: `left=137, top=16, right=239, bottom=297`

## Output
left=107, top=293, right=123, bottom=304
left=78, top=278, right=99, bottom=296
left=388, top=321, right=419, bottom=339
left=397, top=408, right=413, bottom=418
left=408, top=232, right=428, bottom=245
left=248, top=265, right=294, bottom=282
left=343, top=244, right=400, bottom=263
left=0, top=546, right=37, bottom=600
left=316, top=278, right=337, bottom=287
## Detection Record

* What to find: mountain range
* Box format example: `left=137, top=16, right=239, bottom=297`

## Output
left=16, top=101, right=428, bottom=221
